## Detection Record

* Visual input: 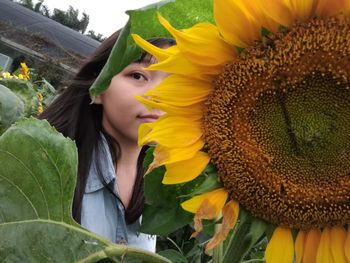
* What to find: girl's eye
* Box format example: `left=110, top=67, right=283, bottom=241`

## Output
left=130, top=72, right=146, bottom=81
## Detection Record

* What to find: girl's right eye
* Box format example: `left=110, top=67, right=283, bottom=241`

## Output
left=130, top=72, right=147, bottom=81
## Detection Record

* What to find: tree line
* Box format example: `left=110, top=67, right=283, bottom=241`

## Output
left=14, top=0, right=105, bottom=41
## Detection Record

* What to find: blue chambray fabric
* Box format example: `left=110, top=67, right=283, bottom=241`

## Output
left=80, top=135, right=156, bottom=252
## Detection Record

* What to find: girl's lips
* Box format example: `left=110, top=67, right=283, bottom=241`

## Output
left=137, top=114, right=160, bottom=123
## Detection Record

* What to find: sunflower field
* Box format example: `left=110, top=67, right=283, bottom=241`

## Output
left=1, top=0, right=350, bottom=262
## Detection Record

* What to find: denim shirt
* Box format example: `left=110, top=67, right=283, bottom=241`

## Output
left=80, top=135, right=156, bottom=252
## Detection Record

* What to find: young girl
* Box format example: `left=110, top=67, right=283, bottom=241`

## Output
left=39, top=30, right=175, bottom=251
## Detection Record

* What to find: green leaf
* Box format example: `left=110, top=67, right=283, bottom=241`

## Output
left=90, top=20, right=142, bottom=98
left=140, top=147, right=200, bottom=235
left=141, top=147, right=223, bottom=236
left=128, top=0, right=214, bottom=41
left=0, top=220, right=110, bottom=262
left=0, top=118, right=170, bottom=262
left=89, top=0, right=213, bottom=97
left=140, top=161, right=193, bottom=235
left=141, top=147, right=215, bottom=236
left=0, top=79, right=37, bottom=116
left=158, top=249, right=188, bottom=263
left=178, top=164, right=222, bottom=198
left=0, top=117, right=78, bottom=224
left=221, top=208, right=272, bottom=263
left=0, top=84, right=24, bottom=133
left=141, top=147, right=224, bottom=236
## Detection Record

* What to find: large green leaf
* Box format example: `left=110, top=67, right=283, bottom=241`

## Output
left=90, top=0, right=213, bottom=97
left=140, top=147, right=220, bottom=236
left=128, top=0, right=214, bottom=41
left=0, top=117, right=77, bottom=224
left=0, top=84, right=24, bottom=134
left=0, top=118, right=170, bottom=262
left=140, top=158, right=193, bottom=236
left=0, top=79, right=37, bottom=116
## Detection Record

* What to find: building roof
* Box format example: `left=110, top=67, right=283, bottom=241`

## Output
left=0, top=0, right=100, bottom=57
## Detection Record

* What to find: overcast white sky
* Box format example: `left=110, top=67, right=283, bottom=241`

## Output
left=43, top=0, right=160, bottom=37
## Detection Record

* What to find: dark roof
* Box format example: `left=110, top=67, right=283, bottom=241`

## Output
left=0, top=0, right=100, bottom=57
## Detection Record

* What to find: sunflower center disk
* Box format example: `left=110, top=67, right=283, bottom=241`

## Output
left=256, top=74, right=350, bottom=170
left=204, top=17, right=350, bottom=229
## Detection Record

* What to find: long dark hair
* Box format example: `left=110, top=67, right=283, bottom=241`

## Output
left=39, top=30, right=175, bottom=224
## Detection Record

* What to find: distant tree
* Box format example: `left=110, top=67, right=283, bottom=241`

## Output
left=86, top=30, right=105, bottom=42
left=33, top=0, right=43, bottom=12
left=15, top=0, right=104, bottom=37
left=79, top=12, right=90, bottom=34
left=40, top=4, right=50, bottom=17
left=51, top=6, right=89, bottom=33
left=18, top=0, right=50, bottom=17
left=18, top=0, right=34, bottom=9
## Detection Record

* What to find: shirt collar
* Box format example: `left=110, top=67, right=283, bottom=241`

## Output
left=85, top=134, right=116, bottom=193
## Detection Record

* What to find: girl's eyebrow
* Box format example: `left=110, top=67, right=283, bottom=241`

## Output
left=134, top=55, right=158, bottom=66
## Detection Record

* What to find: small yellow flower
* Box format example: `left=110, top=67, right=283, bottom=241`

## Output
left=37, top=92, right=44, bottom=114
left=38, top=106, right=43, bottom=114
left=17, top=74, right=25, bottom=80
left=20, top=63, right=30, bottom=80
left=2, top=72, right=13, bottom=79
left=37, top=92, right=43, bottom=101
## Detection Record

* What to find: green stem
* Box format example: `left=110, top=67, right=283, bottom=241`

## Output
left=213, top=242, right=223, bottom=263
left=222, top=220, right=251, bottom=263
left=166, top=237, right=183, bottom=254
left=242, top=259, right=265, bottom=263
left=212, top=223, right=223, bottom=263
left=78, top=245, right=171, bottom=263
left=221, top=209, right=269, bottom=263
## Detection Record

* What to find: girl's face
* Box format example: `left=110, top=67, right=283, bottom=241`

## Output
left=95, top=61, right=168, bottom=144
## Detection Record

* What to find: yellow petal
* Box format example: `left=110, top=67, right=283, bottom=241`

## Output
left=181, top=188, right=228, bottom=214
left=132, top=34, right=175, bottom=62
left=148, top=139, right=204, bottom=169
left=344, top=227, right=350, bottom=262
left=315, top=0, right=348, bottom=17
left=295, top=230, right=306, bottom=263
left=138, top=122, right=153, bottom=147
left=144, top=75, right=212, bottom=107
left=136, top=96, right=204, bottom=117
left=256, top=0, right=294, bottom=27
left=346, top=1, right=350, bottom=16
left=146, top=51, right=220, bottom=80
left=133, top=37, right=214, bottom=80
left=288, top=0, right=318, bottom=21
left=138, top=115, right=202, bottom=148
left=242, top=0, right=281, bottom=33
left=162, top=151, right=210, bottom=184
left=265, top=227, right=294, bottom=263
left=214, top=0, right=261, bottom=48
left=182, top=188, right=228, bottom=239
left=330, top=226, right=347, bottom=263
left=304, top=228, right=321, bottom=263
left=205, top=199, right=239, bottom=253
left=316, top=227, right=333, bottom=263
left=190, top=199, right=215, bottom=238
left=157, top=13, right=236, bottom=66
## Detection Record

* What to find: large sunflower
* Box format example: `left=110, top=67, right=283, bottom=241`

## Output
left=133, top=0, right=350, bottom=262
